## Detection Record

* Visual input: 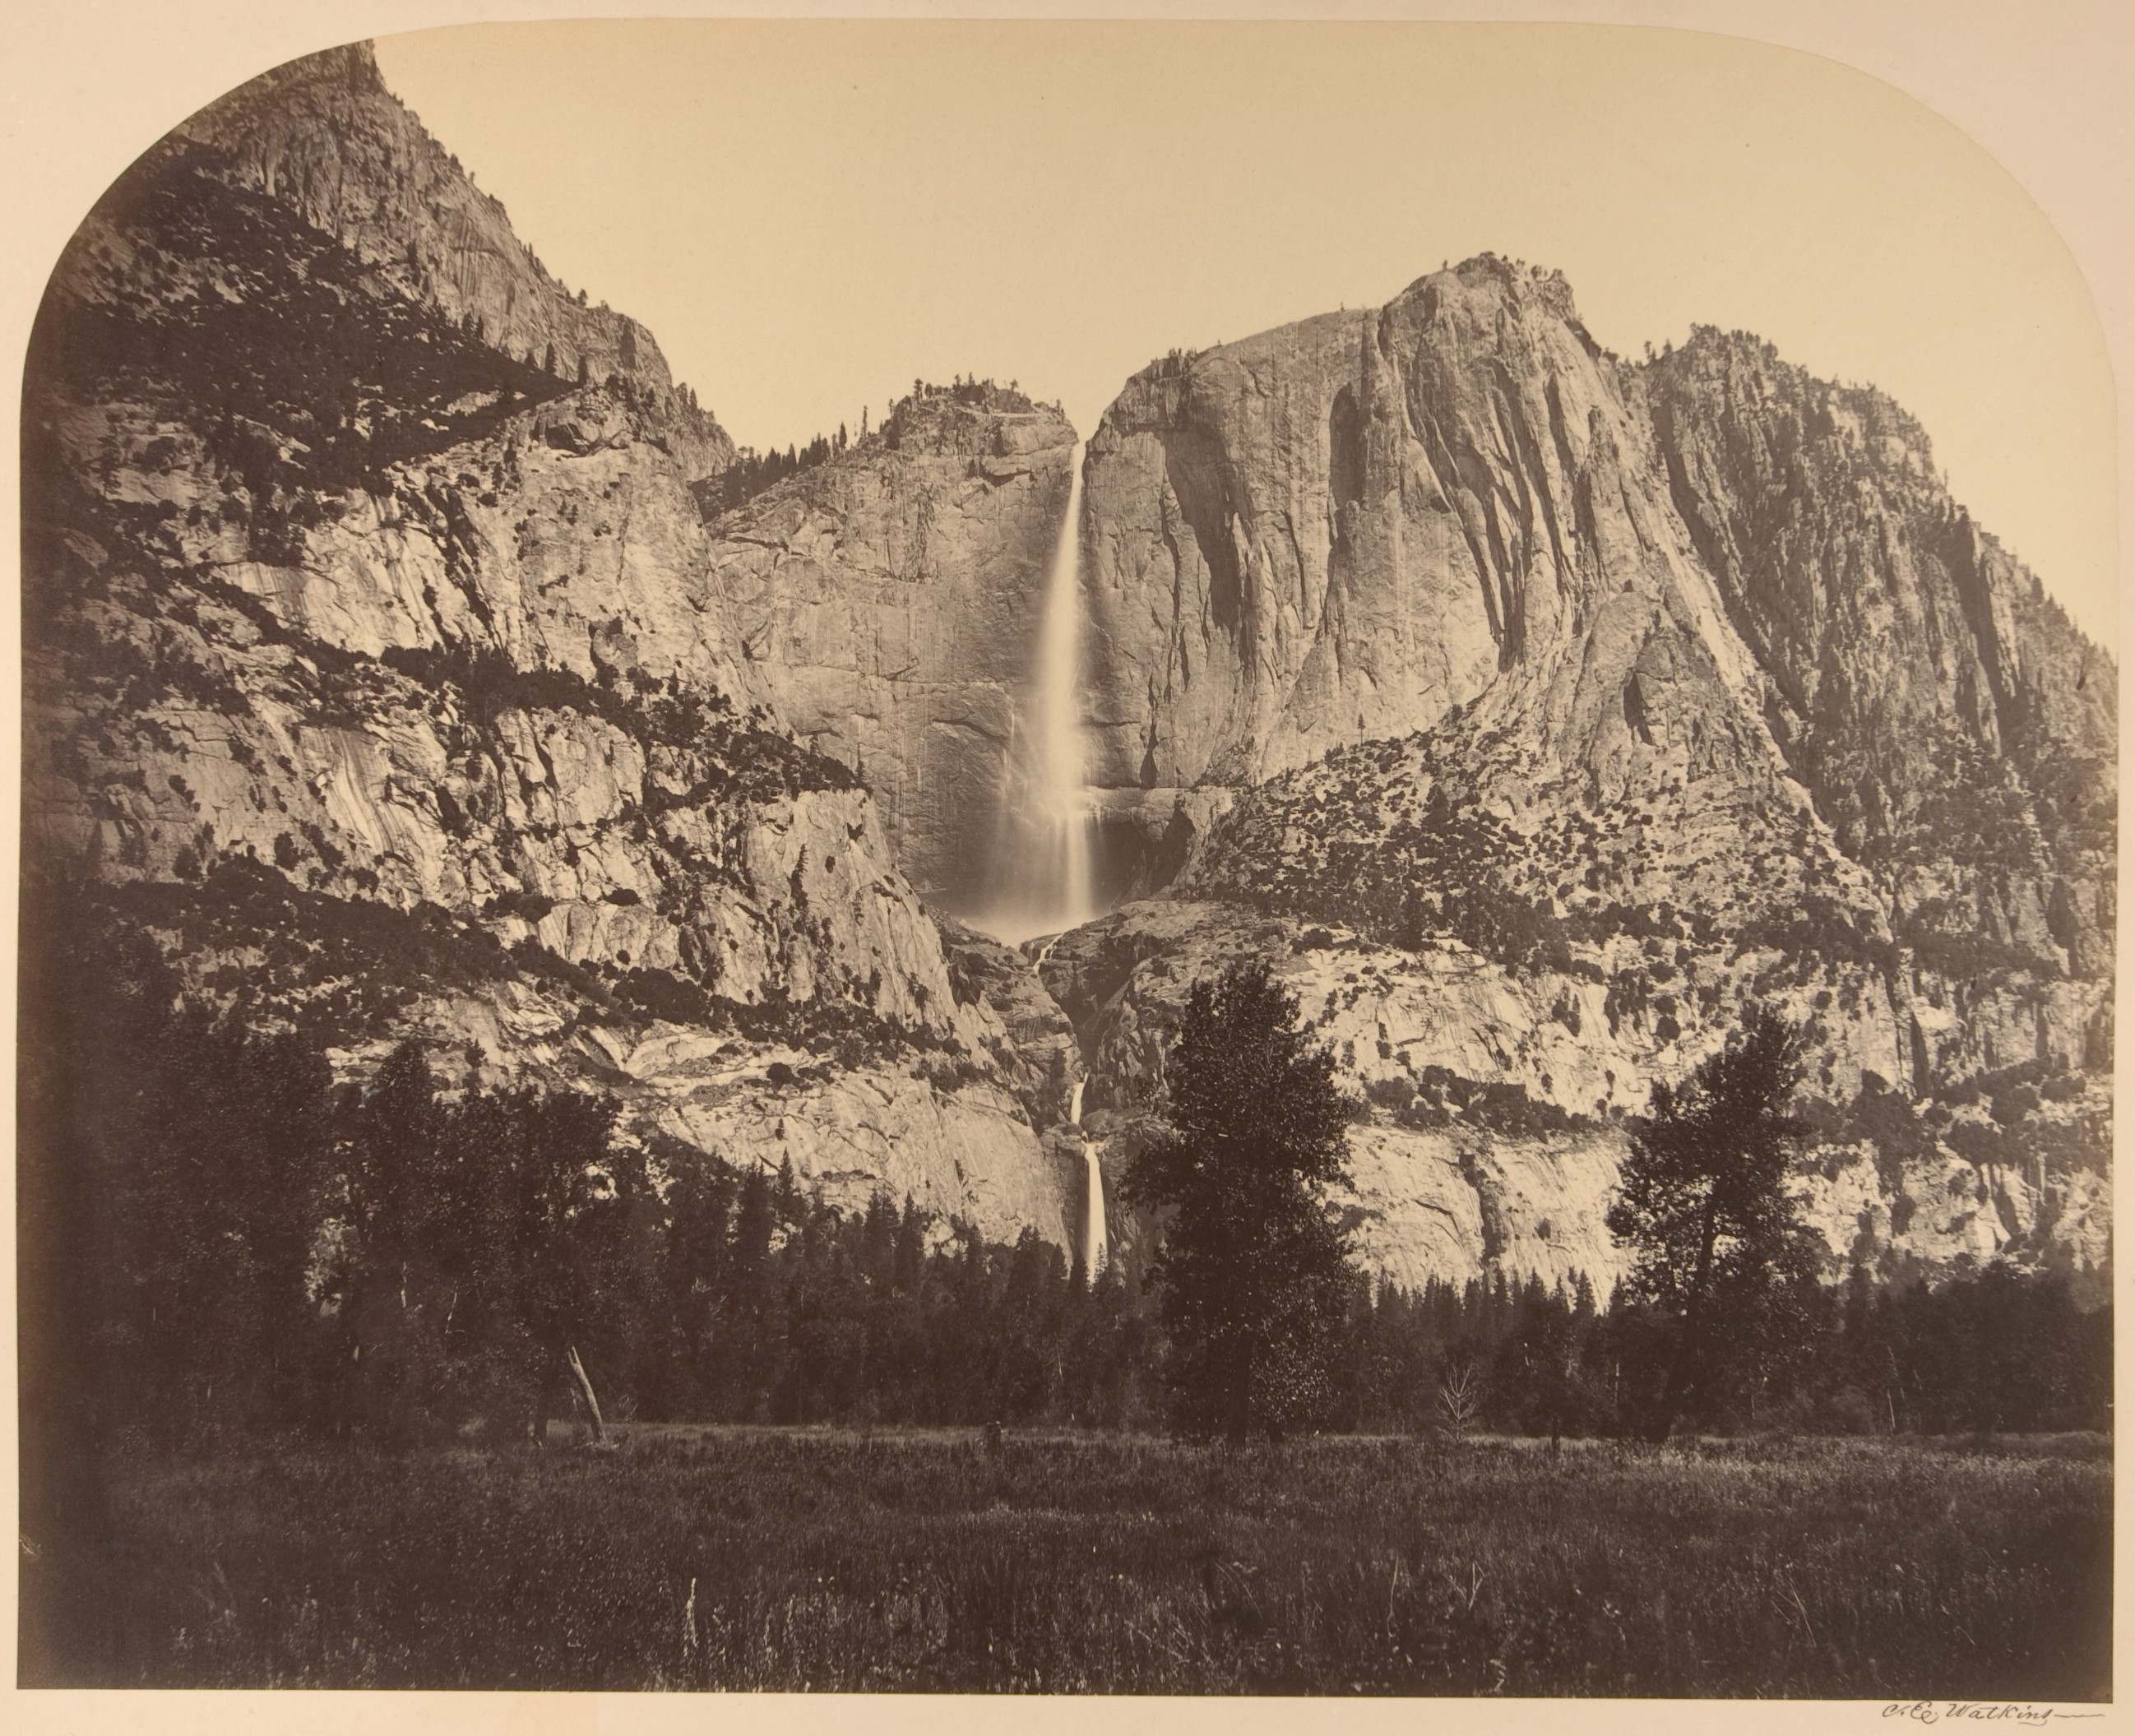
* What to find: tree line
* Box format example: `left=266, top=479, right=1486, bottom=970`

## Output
left=703, top=430, right=849, bottom=515
left=22, top=904, right=2105, bottom=1471
left=19, top=890, right=1165, bottom=1459
left=691, top=375, right=1062, bottom=519
left=1118, top=965, right=2107, bottom=1442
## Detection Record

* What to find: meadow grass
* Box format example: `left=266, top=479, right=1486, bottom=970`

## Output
left=69, top=1428, right=2109, bottom=1696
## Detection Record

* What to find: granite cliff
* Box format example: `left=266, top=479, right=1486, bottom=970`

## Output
left=21, top=44, right=2111, bottom=1295
left=1068, top=257, right=2111, bottom=1293
left=21, top=44, right=1072, bottom=1244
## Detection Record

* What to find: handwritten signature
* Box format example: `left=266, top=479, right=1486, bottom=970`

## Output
left=1884, top=1706, right=2102, bottom=1726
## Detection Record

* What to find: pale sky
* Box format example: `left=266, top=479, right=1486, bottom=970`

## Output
left=372, top=21, right=2115, bottom=646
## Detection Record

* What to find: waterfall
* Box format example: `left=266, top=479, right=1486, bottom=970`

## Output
left=980, top=442, right=1094, bottom=942
left=1083, top=1143, right=1109, bottom=1277
left=1068, top=1076, right=1107, bottom=1276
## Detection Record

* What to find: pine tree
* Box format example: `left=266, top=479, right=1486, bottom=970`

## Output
left=730, top=1164, right=775, bottom=1309
left=1605, top=1007, right=1814, bottom=1441
left=1123, top=961, right=1356, bottom=1439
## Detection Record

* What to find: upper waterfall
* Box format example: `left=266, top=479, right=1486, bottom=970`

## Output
left=977, top=442, right=1096, bottom=942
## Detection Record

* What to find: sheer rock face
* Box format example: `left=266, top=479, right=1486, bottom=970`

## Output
left=708, top=396, right=1078, bottom=907
left=1068, top=257, right=2112, bottom=1290
left=1082, top=263, right=1767, bottom=796
left=21, top=42, right=1066, bottom=1246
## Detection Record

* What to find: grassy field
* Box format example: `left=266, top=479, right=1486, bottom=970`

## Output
left=54, top=1427, right=2110, bottom=1696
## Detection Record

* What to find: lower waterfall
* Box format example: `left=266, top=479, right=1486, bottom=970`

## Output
left=1082, top=1144, right=1109, bottom=1278
left=1068, top=1077, right=1108, bottom=1276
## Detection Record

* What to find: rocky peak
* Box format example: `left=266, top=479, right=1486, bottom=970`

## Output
left=1640, top=322, right=2114, bottom=988
left=1081, top=252, right=1762, bottom=810
left=1653, top=326, right=1936, bottom=463
left=1382, top=252, right=1607, bottom=354
left=877, top=379, right=1068, bottom=465
left=154, top=39, right=732, bottom=481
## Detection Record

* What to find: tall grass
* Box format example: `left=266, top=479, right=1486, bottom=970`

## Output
left=58, top=1429, right=2109, bottom=1696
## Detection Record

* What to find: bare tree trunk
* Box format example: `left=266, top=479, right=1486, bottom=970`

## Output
left=1649, top=1198, right=1720, bottom=1444
left=567, top=1343, right=605, bottom=1442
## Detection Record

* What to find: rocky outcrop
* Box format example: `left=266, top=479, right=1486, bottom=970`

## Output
left=706, top=389, right=1078, bottom=907
left=1079, top=263, right=1795, bottom=914
left=1042, top=900, right=2108, bottom=1296
left=172, top=43, right=731, bottom=475
left=1067, top=257, right=2111, bottom=1289
left=1643, top=334, right=2115, bottom=862
left=591, top=1019, right=1068, bottom=1246
left=936, top=916, right=1081, bottom=1127
left=72, top=864, right=1065, bottom=1248
left=1080, top=261, right=2110, bottom=1073
left=1642, top=332, right=2117, bottom=1077
left=21, top=42, right=1070, bottom=1243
